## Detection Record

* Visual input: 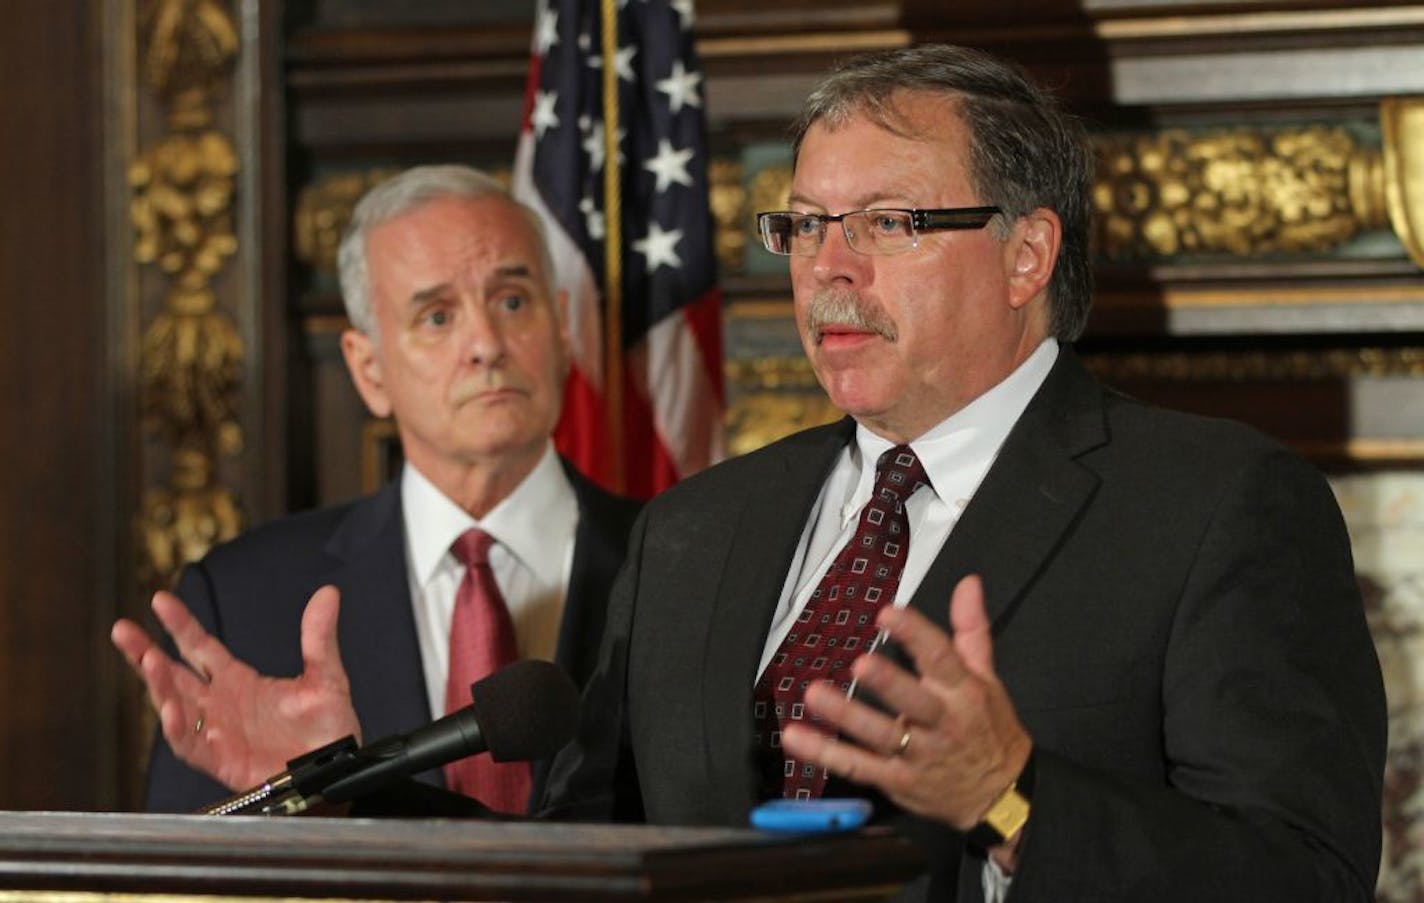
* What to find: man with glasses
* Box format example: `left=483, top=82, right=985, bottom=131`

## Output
left=549, top=44, right=1384, bottom=902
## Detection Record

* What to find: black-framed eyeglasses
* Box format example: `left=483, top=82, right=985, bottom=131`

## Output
left=755, top=206, right=1002, bottom=257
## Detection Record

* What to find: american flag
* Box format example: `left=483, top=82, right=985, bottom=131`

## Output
left=512, top=0, right=725, bottom=499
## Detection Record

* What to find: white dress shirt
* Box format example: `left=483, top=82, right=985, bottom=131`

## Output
left=401, top=444, right=580, bottom=720
left=758, top=338, right=1059, bottom=678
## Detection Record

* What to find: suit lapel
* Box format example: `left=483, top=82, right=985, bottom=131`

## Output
left=323, top=483, right=432, bottom=745
left=701, top=420, right=856, bottom=817
left=909, top=349, right=1108, bottom=629
left=555, top=462, right=639, bottom=689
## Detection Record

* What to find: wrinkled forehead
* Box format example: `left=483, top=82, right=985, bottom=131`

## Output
left=371, top=195, right=552, bottom=283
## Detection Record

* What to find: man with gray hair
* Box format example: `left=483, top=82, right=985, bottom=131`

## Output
left=547, top=44, right=1385, bottom=901
left=113, top=164, right=639, bottom=815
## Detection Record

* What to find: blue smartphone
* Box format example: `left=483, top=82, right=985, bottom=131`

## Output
left=749, top=798, right=873, bottom=833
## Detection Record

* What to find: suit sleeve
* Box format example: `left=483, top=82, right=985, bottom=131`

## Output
left=1005, top=449, right=1386, bottom=901
left=538, top=509, right=647, bottom=823
left=142, top=562, right=231, bottom=813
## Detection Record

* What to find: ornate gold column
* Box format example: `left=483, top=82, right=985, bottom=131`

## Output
left=1092, top=104, right=1424, bottom=263
left=129, top=0, right=245, bottom=594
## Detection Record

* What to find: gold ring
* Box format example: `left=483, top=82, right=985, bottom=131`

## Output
left=193, top=713, right=206, bottom=735
left=896, top=729, right=912, bottom=755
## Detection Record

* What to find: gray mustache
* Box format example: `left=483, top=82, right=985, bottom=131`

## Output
left=805, top=290, right=898, bottom=342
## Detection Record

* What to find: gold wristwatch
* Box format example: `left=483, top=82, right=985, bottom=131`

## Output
left=965, top=749, right=1035, bottom=852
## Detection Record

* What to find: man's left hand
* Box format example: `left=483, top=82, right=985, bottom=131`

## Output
left=780, top=574, right=1032, bottom=863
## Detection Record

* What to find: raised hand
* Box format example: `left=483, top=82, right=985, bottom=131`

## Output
left=111, top=585, right=363, bottom=792
left=780, top=575, right=1032, bottom=855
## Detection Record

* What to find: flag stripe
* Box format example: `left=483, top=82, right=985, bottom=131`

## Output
left=514, top=0, right=724, bottom=497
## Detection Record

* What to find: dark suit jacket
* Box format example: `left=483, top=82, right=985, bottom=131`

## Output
left=546, top=349, right=1385, bottom=902
left=145, top=461, right=639, bottom=815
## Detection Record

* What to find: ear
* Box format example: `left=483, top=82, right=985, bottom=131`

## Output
left=1005, top=208, right=1061, bottom=312
left=340, top=329, right=393, bottom=418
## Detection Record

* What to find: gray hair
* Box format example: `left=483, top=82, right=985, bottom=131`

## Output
left=336, top=164, right=555, bottom=336
left=790, top=44, right=1094, bottom=341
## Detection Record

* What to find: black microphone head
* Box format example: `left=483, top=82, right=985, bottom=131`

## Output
left=469, top=660, right=579, bottom=762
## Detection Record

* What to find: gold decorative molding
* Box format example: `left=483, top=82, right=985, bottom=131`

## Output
left=137, top=450, right=244, bottom=588
left=726, top=356, right=820, bottom=391
left=293, top=169, right=399, bottom=273
left=731, top=349, right=1424, bottom=391
left=1094, top=125, right=1386, bottom=259
left=132, top=0, right=244, bottom=591
left=724, top=349, right=1424, bottom=462
left=1382, top=97, right=1424, bottom=269
left=707, top=157, right=746, bottom=274
left=138, top=0, right=238, bottom=128
left=1082, top=347, right=1424, bottom=383
left=698, top=30, right=910, bottom=60
left=1096, top=283, right=1424, bottom=311
left=725, top=356, right=837, bottom=456
left=726, top=392, right=841, bottom=457
left=747, top=164, right=792, bottom=222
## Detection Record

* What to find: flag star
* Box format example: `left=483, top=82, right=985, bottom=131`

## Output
left=633, top=221, right=684, bottom=272
left=671, top=0, right=695, bottom=29
left=579, top=116, right=626, bottom=172
left=535, top=7, right=559, bottom=55
left=590, top=44, right=638, bottom=82
left=643, top=138, right=695, bottom=193
left=614, top=45, right=637, bottom=81
left=655, top=60, right=702, bottom=113
left=580, top=196, right=605, bottom=240
left=531, top=90, right=560, bottom=138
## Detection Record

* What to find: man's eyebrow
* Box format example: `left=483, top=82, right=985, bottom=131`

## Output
left=491, top=264, right=536, bottom=282
left=409, top=282, right=453, bottom=306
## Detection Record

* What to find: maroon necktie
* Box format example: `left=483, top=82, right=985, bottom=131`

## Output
left=754, top=445, right=931, bottom=799
left=444, top=528, right=531, bottom=813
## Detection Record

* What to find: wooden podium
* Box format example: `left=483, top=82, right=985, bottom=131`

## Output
left=0, top=811, right=922, bottom=901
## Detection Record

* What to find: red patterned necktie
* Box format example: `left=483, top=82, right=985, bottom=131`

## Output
left=444, top=528, right=531, bottom=813
left=754, top=445, right=931, bottom=799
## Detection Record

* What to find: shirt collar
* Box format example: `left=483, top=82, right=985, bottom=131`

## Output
left=401, top=442, right=573, bottom=586
left=847, top=338, right=1059, bottom=514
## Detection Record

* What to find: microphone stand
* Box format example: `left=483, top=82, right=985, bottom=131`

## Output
left=201, top=735, right=360, bottom=816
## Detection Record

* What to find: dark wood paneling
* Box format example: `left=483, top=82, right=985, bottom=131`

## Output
left=0, top=812, right=922, bottom=902
left=0, top=0, right=114, bottom=809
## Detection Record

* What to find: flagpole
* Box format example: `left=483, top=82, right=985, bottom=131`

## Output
left=599, top=0, right=626, bottom=493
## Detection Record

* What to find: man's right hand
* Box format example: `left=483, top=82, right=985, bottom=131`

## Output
left=111, top=585, right=363, bottom=793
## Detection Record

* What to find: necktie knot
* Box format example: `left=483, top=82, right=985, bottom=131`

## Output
left=451, top=528, right=495, bottom=569
left=873, top=444, right=930, bottom=507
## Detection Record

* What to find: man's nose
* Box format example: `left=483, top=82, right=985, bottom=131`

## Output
left=808, top=219, right=872, bottom=286
left=462, top=305, right=508, bottom=365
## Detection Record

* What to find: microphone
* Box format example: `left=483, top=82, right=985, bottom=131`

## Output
left=204, top=659, right=579, bottom=816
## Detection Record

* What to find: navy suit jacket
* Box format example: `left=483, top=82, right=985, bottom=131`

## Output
left=145, top=461, right=639, bottom=814
left=547, top=348, right=1386, bottom=902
